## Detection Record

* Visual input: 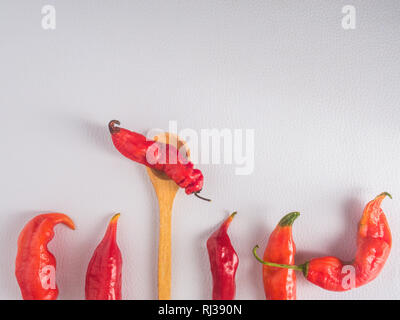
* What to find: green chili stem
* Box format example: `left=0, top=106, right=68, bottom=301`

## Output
left=376, top=192, right=392, bottom=200
left=278, top=211, right=300, bottom=227
left=252, top=245, right=305, bottom=272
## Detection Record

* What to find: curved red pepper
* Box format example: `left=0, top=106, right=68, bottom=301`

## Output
left=262, top=212, right=299, bottom=300
left=85, top=213, right=122, bottom=300
left=15, top=213, right=75, bottom=300
left=206, top=212, right=238, bottom=300
left=254, top=192, right=392, bottom=291
left=108, top=120, right=208, bottom=200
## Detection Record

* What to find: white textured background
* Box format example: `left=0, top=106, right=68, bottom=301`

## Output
left=0, top=1, right=399, bottom=300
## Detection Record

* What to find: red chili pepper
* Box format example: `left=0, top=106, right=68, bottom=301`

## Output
left=206, top=212, right=239, bottom=300
left=15, top=213, right=75, bottom=300
left=85, top=213, right=122, bottom=300
left=260, top=211, right=299, bottom=300
left=253, top=192, right=392, bottom=291
left=108, top=120, right=210, bottom=201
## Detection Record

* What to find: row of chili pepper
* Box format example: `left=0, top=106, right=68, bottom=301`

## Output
left=15, top=213, right=122, bottom=299
left=14, top=190, right=392, bottom=300
left=106, top=120, right=393, bottom=299
left=209, top=191, right=392, bottom=299
left=14, top=121, right=393, bottom=299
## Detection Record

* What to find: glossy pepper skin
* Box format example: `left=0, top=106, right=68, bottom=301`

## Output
left=262, top=212, right=299, bottom=300
left=85, top=214, right=122, bottom=300
left=254, top=192, right=392, bottom=292
left=108, top=120, right=206, bottom=198
left=15, top=213, right=75, bottom=300
left=207, top=212, right=238, bottom=300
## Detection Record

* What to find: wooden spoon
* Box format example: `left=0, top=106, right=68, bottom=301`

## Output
left=146, top=133, right=189, bottom=300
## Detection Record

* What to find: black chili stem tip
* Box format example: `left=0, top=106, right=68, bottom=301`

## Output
left=194, top=192, right=211, bottom=202
left=108, top=120, right=121, bottom=134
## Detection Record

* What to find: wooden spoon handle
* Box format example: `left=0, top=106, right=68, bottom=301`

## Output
left=157, top=198, right=173, bottom=300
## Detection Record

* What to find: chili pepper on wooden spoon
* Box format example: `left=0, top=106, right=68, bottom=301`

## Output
left=108, top=120, right=210, bottom=201
left=15, top=213, right=75, bottom=300
left=85, top=214, right=122, bottom=300
left=260, top=212, right=299, bottom=300
left=253, top=192, right=392, bottom=291
left=146, top=132, right=191, bottom=299
left=207, top=212, right=239, bottom=300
